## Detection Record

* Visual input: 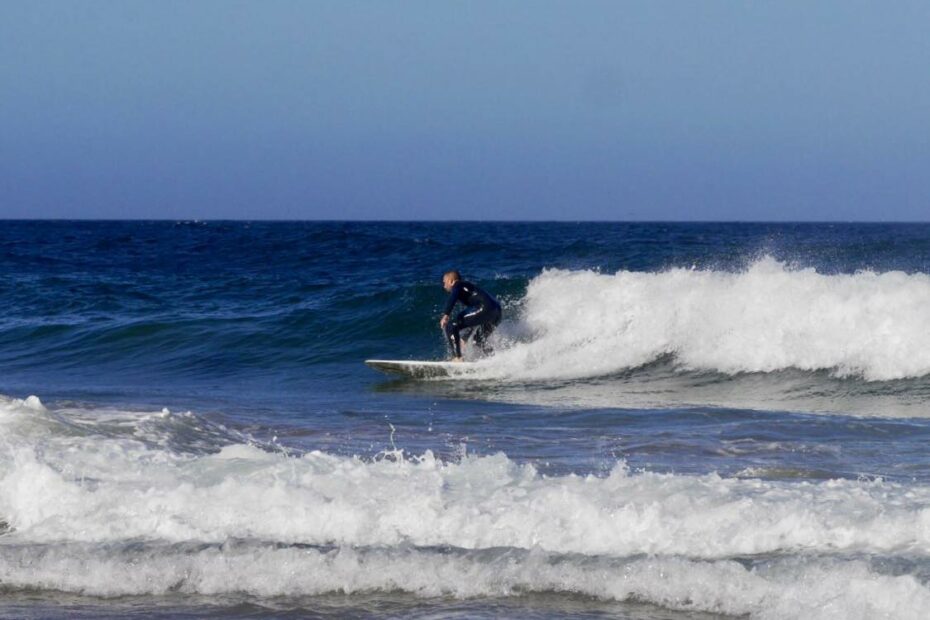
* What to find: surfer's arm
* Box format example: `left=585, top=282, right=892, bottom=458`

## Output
left=441, top=283, right=462, bottom=317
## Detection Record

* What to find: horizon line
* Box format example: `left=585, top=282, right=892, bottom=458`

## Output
left=1, top=218, right=929, bottom=225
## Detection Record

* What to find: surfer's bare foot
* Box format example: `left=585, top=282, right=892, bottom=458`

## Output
left=451, top=357, right=464, bottom=363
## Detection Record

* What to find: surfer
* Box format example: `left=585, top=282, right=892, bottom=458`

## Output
left=439, top=270, right=502, bottom=362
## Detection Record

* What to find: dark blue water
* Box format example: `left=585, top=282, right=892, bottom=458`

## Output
left=2, top=221, right=930, bottom=619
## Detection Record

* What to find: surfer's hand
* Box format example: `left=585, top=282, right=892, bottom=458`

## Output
left=440, top=315, right=449, bottom=329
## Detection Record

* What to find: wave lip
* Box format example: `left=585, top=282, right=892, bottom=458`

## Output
left=479, top=259, right=930, bottom=382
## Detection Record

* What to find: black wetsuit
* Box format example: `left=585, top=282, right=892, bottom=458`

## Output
left=442, top=280, right=502, bottom=358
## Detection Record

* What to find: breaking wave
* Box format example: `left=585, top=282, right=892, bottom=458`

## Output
left=473, top=258, right=930, bottom=382
left=1, top=395, right=930, bottom=617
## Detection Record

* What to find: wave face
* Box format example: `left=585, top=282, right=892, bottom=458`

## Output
left=2, top=221, right=930, bottom=408
left=3, top=222, right=930, bottom=388
left=2, top=396, right=930, bottom=618
left=480, top=258, right=930, bottom=382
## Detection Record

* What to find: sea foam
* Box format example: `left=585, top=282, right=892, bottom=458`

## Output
left=0, top=544, right=928, bottom=619
left=3, top=396, right=930, bottom=558
left=477, top=259, right=930, bottom=381
left=3, top=396, right=930, bottom=617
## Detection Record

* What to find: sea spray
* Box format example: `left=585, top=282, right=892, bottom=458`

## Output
left=480, top=258, right=930, bottom=381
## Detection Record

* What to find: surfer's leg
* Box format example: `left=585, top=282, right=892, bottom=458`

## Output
left=446, top=309, right=485, bottom=359
left=459, top=306, right=500, bottom=355
left=443, top=318, right=462, bottom=358
left=471, top=306, right=501, bottom=353
left=445, top=309, right=479, bottom=358
left=472, top=324, right=490, bottom=351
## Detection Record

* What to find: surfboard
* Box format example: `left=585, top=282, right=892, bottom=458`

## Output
left=364, top=359, right=472, bottom=378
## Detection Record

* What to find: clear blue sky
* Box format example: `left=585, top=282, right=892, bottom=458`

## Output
left=2, top=1, right=928, bottom=220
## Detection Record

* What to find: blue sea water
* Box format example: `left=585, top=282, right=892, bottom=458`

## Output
left=2, top=221, right=930, bottom=618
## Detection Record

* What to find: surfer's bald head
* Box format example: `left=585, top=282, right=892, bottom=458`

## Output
left=442, top=270, right=461, bottom=291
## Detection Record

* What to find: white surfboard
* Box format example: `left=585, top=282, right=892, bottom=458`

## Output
left=365, top=359, right=473, bottom=378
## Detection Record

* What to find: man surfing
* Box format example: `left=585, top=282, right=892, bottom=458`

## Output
left=439, top=270, right=502, bottom=362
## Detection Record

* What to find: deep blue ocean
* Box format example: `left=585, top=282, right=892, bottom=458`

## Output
left=2, top=221, right=930, bottom=619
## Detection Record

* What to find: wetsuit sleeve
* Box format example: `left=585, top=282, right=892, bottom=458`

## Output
left=442, top=282, right=462, bottom=316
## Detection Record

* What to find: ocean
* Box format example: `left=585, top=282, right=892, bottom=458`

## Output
left=2, top=221, right=930, bottom=619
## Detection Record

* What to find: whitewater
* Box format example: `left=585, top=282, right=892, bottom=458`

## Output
left=2, top=394, right=930, bottom=619
left=3, top=221, right=930, bottom=618
left=470, top=258, right=930, bottom=382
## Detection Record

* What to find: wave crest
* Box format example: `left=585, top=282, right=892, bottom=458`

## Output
left=485, top=258, right=930, bottom=381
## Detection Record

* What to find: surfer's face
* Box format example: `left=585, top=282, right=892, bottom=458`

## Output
left=443, top=275, right=457, bottom=291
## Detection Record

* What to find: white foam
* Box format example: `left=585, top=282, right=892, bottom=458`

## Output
left=2, top=396, right=930, bottom=558
left=0, top=544, right=927, bottom=619
left=3, top=396, right=930, bottom=616
left=22, top=395, right=46, bottom=411
left=476, top=259, right=930, bottom=381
